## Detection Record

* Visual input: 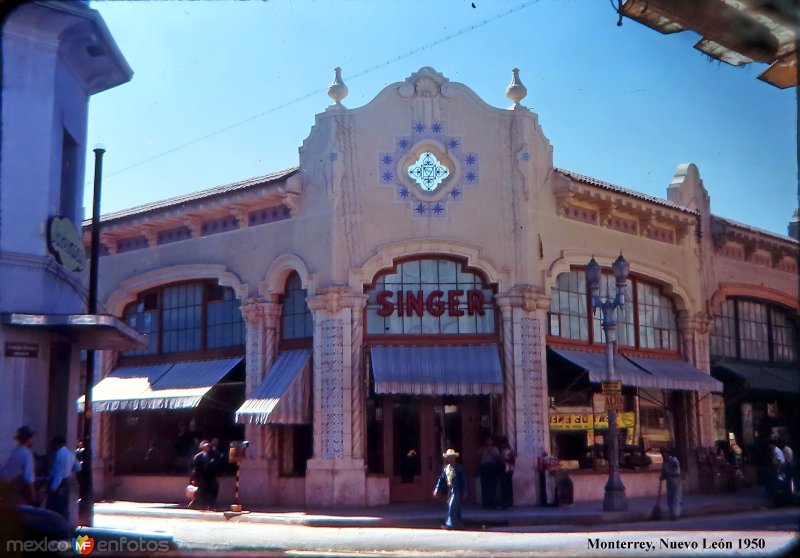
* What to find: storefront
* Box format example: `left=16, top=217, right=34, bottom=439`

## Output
left=81, top=67, right=796, bottom=508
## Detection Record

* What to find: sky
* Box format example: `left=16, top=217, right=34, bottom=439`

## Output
left=84, top=0, right=797, bottom=236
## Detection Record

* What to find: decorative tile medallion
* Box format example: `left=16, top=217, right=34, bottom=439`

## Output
left=378, top=121, right=479, bottom=218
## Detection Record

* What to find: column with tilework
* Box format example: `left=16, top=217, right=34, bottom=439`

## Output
left=305, top=287, right=369, bottom=507
left=496, top=286, right=551, bottom=506
left=238, top=298, right=281, bottom=506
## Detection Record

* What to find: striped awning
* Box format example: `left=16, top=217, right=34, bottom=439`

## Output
left=370, top=345, right=503, bottom=395
left=713, top=362, right=799, bottom=393
left=79, top=357, right=242, bottom=412
left=235, top=349, right=312, bottom=425
left=549, top=347, right=653, bottom=388
left=550, top=348, right=722, bottom=392
left=625, top=355, right=722, bottom=393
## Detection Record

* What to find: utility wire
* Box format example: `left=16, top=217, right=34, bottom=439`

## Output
left=98, top=0, right=540, bottom=181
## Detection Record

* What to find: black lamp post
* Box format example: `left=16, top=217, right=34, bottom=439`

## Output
left=79, top=144, right=105, bottom=527
left=586, top=253, right=630, bottom=512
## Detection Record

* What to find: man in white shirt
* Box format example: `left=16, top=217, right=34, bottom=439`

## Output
left=46, top=435, right=80, bottom=521
left=779, top=440, right=794, bottom=470
left=1, top=425, right=37, bottom=505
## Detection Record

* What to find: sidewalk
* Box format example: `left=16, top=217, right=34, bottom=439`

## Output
left=95, top=486, right=770, bottom=530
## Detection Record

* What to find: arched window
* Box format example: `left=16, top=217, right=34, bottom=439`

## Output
left=711, top=298, right=798, bottom=364
left=281, top=272, right=312, bottom=341
left=122, top=281, right=245, bottom=356
left=548, top=271, right=677, bottom=352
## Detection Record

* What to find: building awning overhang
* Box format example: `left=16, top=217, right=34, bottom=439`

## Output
left=78, top=357, right=243, bottom=412
left=625, top=355, right=723, bottom=393
left=1, top=312, right=147, bottom=351
left=550, top=347, right=722, bottom=392
left=370, top=345, right=503, bottom=396
left=236, top=349, right=312, bottom=425
left=713, top=361, right=799, bottom=394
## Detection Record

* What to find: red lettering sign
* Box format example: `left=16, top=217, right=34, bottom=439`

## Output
left=375, top=289, right=486, bottom=319
left=406, top=290, right=424, bottom=317
left=447, top=290, right=465, bottom=316
left=426, top=290, right=445, bottom=317
left=376, top=291, right=394, bottom=317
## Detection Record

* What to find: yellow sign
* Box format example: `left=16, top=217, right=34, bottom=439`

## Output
left=549, top=412, right=635, bottom=431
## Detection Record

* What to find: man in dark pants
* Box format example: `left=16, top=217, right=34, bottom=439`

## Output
left=208, top=438, right=224, bottom=509
left=499, top=436, right=516, bottom=509
left=190, top=441, right=214, bottom=510
left=433, top=449, right=467, bottom=530
left=477, top=437, right=500, bottom=509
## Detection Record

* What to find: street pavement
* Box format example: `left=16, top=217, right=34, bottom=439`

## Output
left=95, top=486, right=772, bottom=529
left=89, top=487, right=800, bottom=557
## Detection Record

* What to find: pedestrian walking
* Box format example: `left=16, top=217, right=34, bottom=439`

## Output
left=208, top=438, right=223, bottom=509
left=0, top=425, right=37, bottom=506
left=46, top=435, right=81, bottom=522
left=190, top=440, right=214, bottom=510
left=499, top=436, right=516, bottom=509
left=659, top=447, right=682, bottom=519
left=477, top=437, right=501, bottom=509
left=433, top=449, right=467, bottom=530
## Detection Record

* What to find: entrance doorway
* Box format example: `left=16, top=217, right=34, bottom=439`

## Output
left=379, top=395, right=493, bottom=502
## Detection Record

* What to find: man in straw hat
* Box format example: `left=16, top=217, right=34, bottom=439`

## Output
left=433, top=448, right=467, bottom=530
left=1, top=425, right=37, bottom=505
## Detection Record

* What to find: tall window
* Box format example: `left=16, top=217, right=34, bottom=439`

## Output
left=60, top=129, right=79, bottom=223
left=281, top=272, right=312, bottom=340
left=710, top=298, right=798, bottom=364
left=548, top=271, right=677, bottom=352
left=123, top=281, right=245, bottom=357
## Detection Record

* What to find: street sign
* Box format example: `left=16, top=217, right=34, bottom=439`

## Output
left=601, top=380, right=622, bottom=395
left=5, top=342, right=38, bottom=358
left=605, top=394, right=624, bottom=411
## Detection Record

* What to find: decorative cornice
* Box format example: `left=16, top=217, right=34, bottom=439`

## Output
left=496, top=285, right=551, bottom=312
left=553, top=175, right=696, bottom=245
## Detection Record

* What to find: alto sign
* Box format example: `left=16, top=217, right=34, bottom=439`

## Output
left=375, top=289, right=486, bottom=317
left=47, top=216, right=86, bottom=272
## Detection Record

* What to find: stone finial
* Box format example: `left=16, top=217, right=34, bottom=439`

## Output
left=505, top=68, right=527, bottom=106
left=327, top=67, right=348, bottom=106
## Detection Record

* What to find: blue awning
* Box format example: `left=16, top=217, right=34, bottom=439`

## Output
left=78, top=358, right=242, bottom=412
left=370, top=345, right=503, bottom=395
left=625, top=355, right=722, bottom=392
left=550, top=347, right=722, bottom=392
left=549, top=347, right=651, bottom=388
left=236, top=349, right=312, bottom=425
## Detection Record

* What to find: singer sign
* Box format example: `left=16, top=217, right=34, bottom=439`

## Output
left=366, top=258, right=495, bottom=335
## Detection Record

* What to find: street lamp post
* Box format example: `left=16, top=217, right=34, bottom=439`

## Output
left=586, top=253, right=630, bottom=512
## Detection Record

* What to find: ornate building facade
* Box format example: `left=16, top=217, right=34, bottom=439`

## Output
left=83, top=68, right=798, bottom=507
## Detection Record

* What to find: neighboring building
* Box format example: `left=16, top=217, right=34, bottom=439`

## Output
left=0, top=0, right=142, bottom=494
left=82, top=67, right=798, bottom=508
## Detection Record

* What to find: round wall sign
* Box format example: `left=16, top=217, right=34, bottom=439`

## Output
left=48, top=216, right=87, bottom=272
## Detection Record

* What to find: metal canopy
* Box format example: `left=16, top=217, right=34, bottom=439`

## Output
left=1, top=312, right=147, bottom=351
left=370, top=345, right=503, bottom=396
left=235, top=349, right=312, bottom=425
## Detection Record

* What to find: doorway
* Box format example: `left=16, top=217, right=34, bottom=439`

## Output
left=381, top=395, right=490, bottom=503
